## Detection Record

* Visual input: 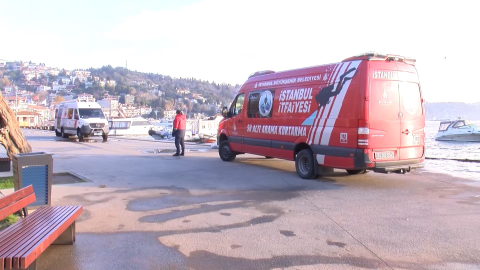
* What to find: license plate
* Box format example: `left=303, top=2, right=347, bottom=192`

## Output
left=94, top=132, right=102, bottom=136
left=374, top=151, right=395, bottom=159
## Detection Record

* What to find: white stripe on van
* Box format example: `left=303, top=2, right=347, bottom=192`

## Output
left=305, top=63, right=341, bottom=144
left=311, top=63, right=344, bottom=145
left=320, top=60, right=361, bottom=146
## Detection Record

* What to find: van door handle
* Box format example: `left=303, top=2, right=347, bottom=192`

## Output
left=402, top=129, right=411, bottom=135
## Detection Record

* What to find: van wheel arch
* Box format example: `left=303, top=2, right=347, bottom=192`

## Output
left=294, top=143, right=311, bottom=160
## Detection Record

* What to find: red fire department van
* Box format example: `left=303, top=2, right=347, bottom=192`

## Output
left=217, top=52, right=425, bottom=179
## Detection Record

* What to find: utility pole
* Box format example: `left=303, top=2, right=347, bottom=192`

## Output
left=15, top=86, right=18, bottom=119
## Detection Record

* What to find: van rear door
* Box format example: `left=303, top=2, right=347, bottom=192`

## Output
left=368, top=62, right=401, bottom=161
left=398, top=69, right=424, bottom=160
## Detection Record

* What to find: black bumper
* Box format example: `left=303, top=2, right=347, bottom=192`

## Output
left=80, top=126, right=108, bottom=136
left=372, top=160, right=425, bottom=173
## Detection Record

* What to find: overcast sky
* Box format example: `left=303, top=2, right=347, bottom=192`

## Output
left=1, top=0, right=478, bottom=103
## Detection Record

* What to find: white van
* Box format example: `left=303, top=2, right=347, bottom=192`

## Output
left=54, top=100, right=109, bottom=141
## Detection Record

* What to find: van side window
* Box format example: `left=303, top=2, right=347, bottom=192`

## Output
left=230, top=94, right=245, bottom=116
left=74, top=109, right=79, bottom=120
left=247, top=89, right=274, bottom=118
left=67, top=108, right=74, bottom=119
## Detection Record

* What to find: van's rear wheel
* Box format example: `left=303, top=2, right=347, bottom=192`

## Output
left=61, top=128, right=69, bottom=138
left=346, top=169, right=367, bottom=175
left=219, top=140, right=236, bottom=161
left=77, top=129, right=84, bottom=142
left=295, top=149, right=317, bottom=179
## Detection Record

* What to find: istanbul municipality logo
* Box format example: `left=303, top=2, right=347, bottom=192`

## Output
left=259, top=91, right=273, bottom=117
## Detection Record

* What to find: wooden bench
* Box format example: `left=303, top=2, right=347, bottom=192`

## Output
left=0, top=154, right=10, bottom=172
left=0, top=185, right=82, bottom=270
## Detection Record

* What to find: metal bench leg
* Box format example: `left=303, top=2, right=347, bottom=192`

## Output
left=53, top=222, right=76, bottom=245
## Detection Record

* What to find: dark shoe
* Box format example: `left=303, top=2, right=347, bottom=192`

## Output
left=180, top=153, right=184, bottom=156
left=173, top=153, right=180, bottom=156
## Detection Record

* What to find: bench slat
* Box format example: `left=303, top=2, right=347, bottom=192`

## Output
left=0, top=207, right=55, bottom=270
left=0, top=206, right=77, bottom=270
left=0, top=207, right=54, bottom=249
left=0, top=207, right=66, bottom=270
left=0, top=186, right=35, bottom=221
left=17, top=206, right=82, bottom=269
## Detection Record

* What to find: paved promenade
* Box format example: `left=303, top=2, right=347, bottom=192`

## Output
left=2, top=130, right=480, bottom=270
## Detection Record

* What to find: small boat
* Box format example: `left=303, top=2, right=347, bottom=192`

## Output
left=108, top=117, right=159, bottom=136
left=435, top=118, right=480, bottom=142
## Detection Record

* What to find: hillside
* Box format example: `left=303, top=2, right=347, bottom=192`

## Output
left=425, top=102, right=480, bottom=121
left=86, top=66, right=240, bottom=116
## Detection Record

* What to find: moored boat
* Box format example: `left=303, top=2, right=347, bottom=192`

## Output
left=435, top=118, right=480, bottom=142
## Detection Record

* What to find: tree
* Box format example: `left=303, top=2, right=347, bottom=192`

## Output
left=0, top=93, right=32, bottom=158
left=54, top=95, right=65, bottom=104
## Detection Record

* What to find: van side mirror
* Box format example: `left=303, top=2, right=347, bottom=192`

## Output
left=222, top=107, right=229, bottom=118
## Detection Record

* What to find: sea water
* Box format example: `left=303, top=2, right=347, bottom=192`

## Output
left=424, top=121, right=480, bottom=181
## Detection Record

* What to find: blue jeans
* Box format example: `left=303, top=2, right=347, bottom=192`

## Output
left=174, top=129, right=185, bottom=154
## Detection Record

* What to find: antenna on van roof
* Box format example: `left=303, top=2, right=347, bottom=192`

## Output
left=248, top=70, right=275, bottom=79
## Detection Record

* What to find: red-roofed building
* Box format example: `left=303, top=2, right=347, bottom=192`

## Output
left=16, top=111, right=40, bottom=127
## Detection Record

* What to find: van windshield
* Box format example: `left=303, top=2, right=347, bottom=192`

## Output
left=79, top=108, right=105, bottom=119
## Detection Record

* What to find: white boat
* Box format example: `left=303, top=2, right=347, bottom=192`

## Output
left=108, top=117, right=159, bottom=136
left=435, top=119, right=480, bottom=142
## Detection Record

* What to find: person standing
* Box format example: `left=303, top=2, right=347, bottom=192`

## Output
left=172, top=110, right=186, bottom=156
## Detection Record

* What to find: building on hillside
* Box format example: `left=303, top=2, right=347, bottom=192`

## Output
left=163, top=110, right=176, bottom=119
left=46, top=69, right=60, bottom=76
left=85, top=81, right=93, bottom=88
left=77, top=93, right=95, bottom=102
left=106, top=80, right=116, bottom=87
left=98, top=99, right=119, bottom=119
left=139, top=106, right=152, bottom=115
left=124, top=94, right=135, bottom=105
left=176, top=88, right=190, bottom=95
left=71, top=70, right=91, bottom=82
left=52, top=82, right=67, bottom=91
left=37, top=85, right=52, bottom=92
left=57, top=77, right=71, bottom=85
left=4, top=96, right=28, bottom=111
left=104, top=94, right=119, bottom=101
left=118, top=105, right=140, bottom=118
left=4, top=86, right=15, bottom=94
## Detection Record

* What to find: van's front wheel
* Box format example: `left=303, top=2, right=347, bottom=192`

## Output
left=295, top=149, right=317, bottom=179
left=219, top=140, right=236, bottom=161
